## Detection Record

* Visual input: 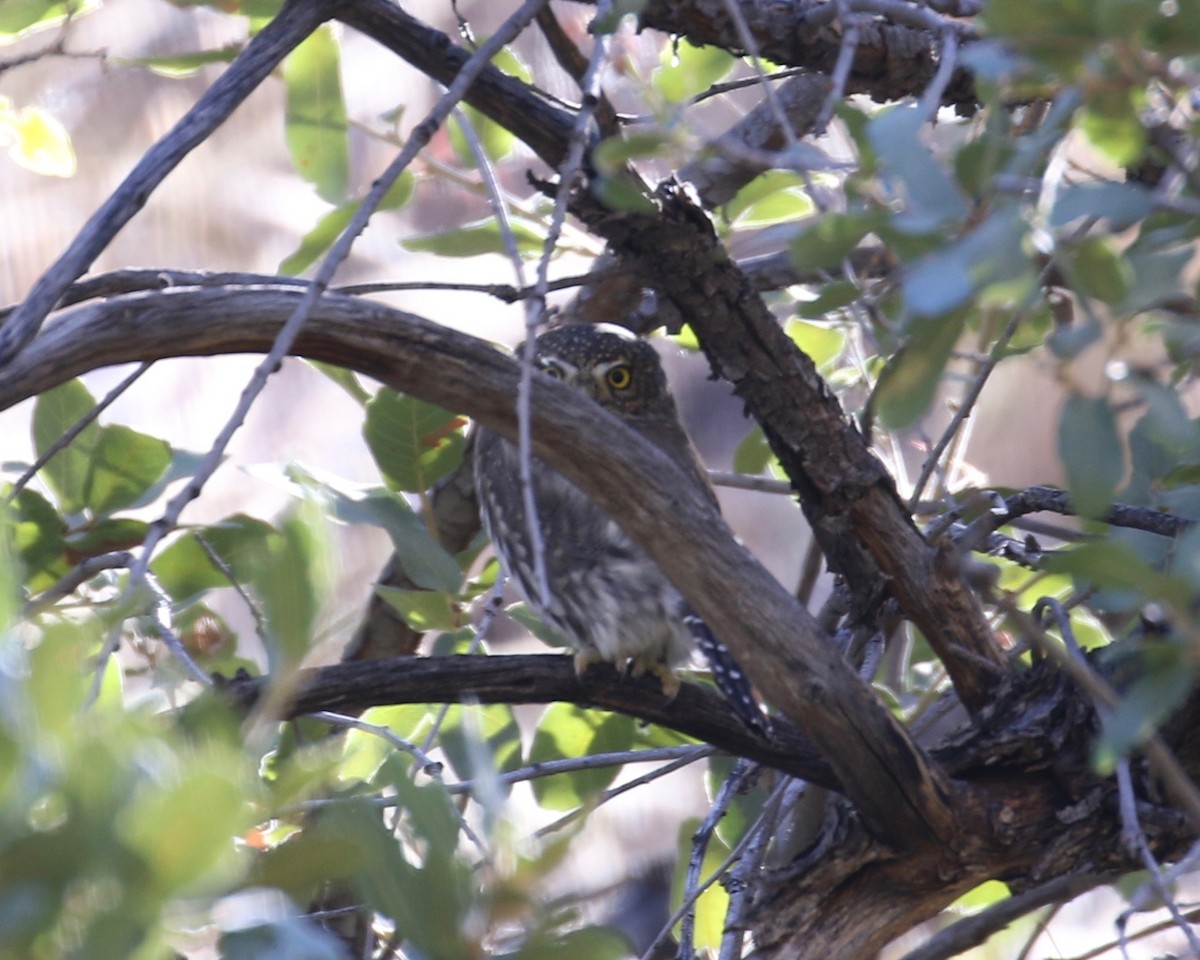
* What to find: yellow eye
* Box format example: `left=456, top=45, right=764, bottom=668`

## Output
left=606, top=365, right=632, bottom=390
left=540, top=362, right=564, bottom=380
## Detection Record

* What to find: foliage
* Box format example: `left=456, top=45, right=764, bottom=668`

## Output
left=4, top=0, right=1200, bottom=956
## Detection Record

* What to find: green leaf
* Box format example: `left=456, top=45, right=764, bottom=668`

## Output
left=0, top=0, right=96, bottom=41
left=376, top=587, right=459, bottom=631
left=255, top=500, right=332, bottom=671
left=32, top=378, right=99, bottom=513
left=1094, top=642, right=1195, bottom=772
left=874, top=313, right=964, bottom=428
left=785, top=319, right=847, bottom=370
left=400, top=218, right=545, bottom=258
left=1043, top=539, right=1183, bottom=606
left=903, top=207, right=1030, bottom=317
left=63, top=517, right=149, bottom=559
left=653, top=38, right=734, bottom=102
left=529, top=704, right=635, bottom=810
left=789, top=210, right=885, bottom=271
left=118, top=754, right=250, bottom=894
left=221, top=918, right=345, bottom=960
left=83, top=425, right=172, bottom=517
left=282, top=24, right=349, bottom=204
left=594, top=130, right=675, bottom=172
left=334, top=489, right=462, bottom=593
left=306, top=361, right=372, bottom=405
left=449, top=105, right=515, bottom=166
left=505, top=601, right=570, bottom=648
left=1049, top=182, right=1152, bottom=230
left=151, top=515, right=278, bottom=603
left=732, top=426, right=773, bottom=475
left=952, top=879, right=1011, bottom=912
left=868, top=104, right=968, bottom=235
left=1080, top=89, right=1146, bottom=167
left=589, top=174, right=658, bottom=214
left=724, top=171, right=814, bottom=227
left=363, top=390, right=466, bottom=493
left=794, top=281, right=860, bottom=320
left=1061, top=236, right=1132, bottom=304
left=10, top=487, right=66, bottom=591
left=1058, top=394, right=1124, bottom=518
left=281, top=172, right=413, bottom=275
left=120, top=44, right=242, bottom=78
left=437, top=703, right=523, bottom=807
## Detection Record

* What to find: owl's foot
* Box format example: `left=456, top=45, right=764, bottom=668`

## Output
left=629, top=656, right=681, bottom=700
left=573, top=649, right=605, bottom=678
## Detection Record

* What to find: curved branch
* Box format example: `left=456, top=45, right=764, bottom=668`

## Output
left=219, top=654, right=837, bottom=784
left=0, top=283, right=959, bottom=851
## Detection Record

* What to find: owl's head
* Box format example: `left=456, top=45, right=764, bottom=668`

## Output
left=530, top=323, right=671, bottom=416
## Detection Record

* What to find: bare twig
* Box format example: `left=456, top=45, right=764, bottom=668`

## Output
left=23, top=550, right=134, bottom=615
left=1115, top=760, right=1200, bottom=956
left=9, top=361, right=152, bottom=498
left=898, top=873, right=1106, bottom=960
left=516, top=0, right=607, bottom=608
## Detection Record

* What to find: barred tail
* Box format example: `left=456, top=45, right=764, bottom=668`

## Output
left=683, top=610, right=769, bottom=735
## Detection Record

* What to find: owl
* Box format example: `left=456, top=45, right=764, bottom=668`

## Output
left=474, top=323, right=763, bottom=729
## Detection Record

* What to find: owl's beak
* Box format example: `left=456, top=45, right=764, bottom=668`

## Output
left=571, top=372, right=600, bottom=400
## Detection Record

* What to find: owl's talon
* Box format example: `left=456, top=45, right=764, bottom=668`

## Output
left=637, top=659, right=680, bottom=700
left=573, top=649, right=603, bottom=678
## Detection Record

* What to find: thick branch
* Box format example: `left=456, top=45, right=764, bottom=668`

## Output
left=336, top=0, right=575, bottom=169
left=0, top=284, right=958, bottom=851
left=580, top=0, right=980, bottom=111
left=570, top=181, right=1009, bottom=712
left=220, top=654, right=836, bottom=784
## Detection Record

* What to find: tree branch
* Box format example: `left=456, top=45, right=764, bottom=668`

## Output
left=219, top=654, right=836, bottom=784
left=569, top=180, right=1010, bottom=713
left=0, top=283, right=959, bottom=851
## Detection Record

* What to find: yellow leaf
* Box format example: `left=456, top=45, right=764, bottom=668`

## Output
left=2, top=101, right=75, bottom=177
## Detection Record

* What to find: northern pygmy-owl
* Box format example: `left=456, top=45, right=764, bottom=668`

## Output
left=475, top=323, right=763, bottom=730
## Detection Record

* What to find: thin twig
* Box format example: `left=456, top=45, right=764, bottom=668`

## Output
left=516, top=0, right=607, bottom=608
left=534, top=746, right=714, bottom=838
left=898, top=874, right=1106, bottom=960
left=451, top=105, right=528, bottom=285
left=23, top=550, right=134, bottom=615
left=9, top=361, right=152, bottom=498
left=908, top=308, right=1023, bottom=510
left=719, top=0, right=800, bottom=152
left=1115, top=760, right=1200, bottom=956
left=815, top=2, right=860, bottom=133
left=680, top=758, right=759, bottom=959
left=641, top=776, right=790, bottom=960
left=309, top=710, right=489, bottom=857
left=194, top=533, right=270, bottom=644
left=144, top=571, right=214, bottom=687
left=708, top=470, right=792, bottom=495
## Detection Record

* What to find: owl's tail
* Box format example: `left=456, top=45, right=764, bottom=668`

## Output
left=682, top=610, right=770, bottom=735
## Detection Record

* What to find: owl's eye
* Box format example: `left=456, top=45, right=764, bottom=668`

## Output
left=606, top=364, right=633, bottom=390
left=540, top=362, right=565, bottom=380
